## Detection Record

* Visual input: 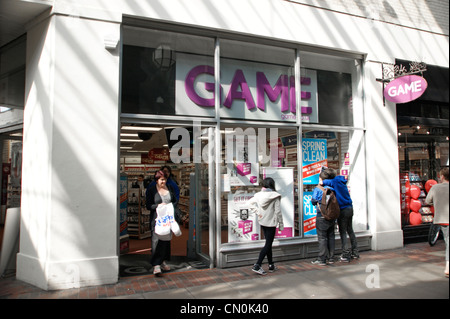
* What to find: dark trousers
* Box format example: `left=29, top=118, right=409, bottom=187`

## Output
left=337, top=206, right=358, bottom=258
left=150, top=239, right=170, bottom=266
left=256, top=226, right=276, bottom=265
left=316, top=216, right=335, bottom=262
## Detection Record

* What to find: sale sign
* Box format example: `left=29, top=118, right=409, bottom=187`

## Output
left=302, top=138, right=327, bottom=185
left=303, top=191, right=317, bottom=236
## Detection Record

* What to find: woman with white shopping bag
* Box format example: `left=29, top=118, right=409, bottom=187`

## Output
left=146, top=170, right=182, bottom=276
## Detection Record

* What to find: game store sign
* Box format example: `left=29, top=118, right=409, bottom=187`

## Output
left=384, top=75, right=428, bottom=104
left=176, top=53, right=318, bottom=122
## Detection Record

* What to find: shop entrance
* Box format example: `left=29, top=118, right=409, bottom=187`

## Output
left=0, top=126, right=23, bottom=278
left=118, top=123, right=215, bottom=277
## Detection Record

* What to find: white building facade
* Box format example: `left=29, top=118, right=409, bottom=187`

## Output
left=0, top=0, right=448, bottom=290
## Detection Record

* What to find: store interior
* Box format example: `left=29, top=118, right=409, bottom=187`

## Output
left=119, top=123, right=205, bottom=276
left=397, top=100, right=449, bottom=243
left=0, top=127, right=23, bottom=278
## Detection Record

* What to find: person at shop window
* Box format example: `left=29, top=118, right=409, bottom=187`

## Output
left=320, top=167, right=359, bottom=262
left=425, top=167, right=449, bottom=278
left=310, top=168, right=337, bottom=266
left=146, top=170, right=178, bottom=276
left=248, top=177, right=284, bottom=275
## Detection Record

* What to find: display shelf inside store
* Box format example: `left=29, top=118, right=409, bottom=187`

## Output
left=127, top=182, right=151, bottom=239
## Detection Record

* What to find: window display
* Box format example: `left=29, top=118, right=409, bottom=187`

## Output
left=302, top=130, right=367, bottom=236
left=221, top=126, right=298, bottom=243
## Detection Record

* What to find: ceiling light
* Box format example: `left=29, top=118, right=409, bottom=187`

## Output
left=120, top=133, right=139, bottom=137
left=121, top=126, right=162, bottom=132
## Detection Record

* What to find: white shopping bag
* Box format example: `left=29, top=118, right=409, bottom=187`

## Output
left=154, top=204, right=172, bottom=236
left=154, top=203, right=182, bottom=237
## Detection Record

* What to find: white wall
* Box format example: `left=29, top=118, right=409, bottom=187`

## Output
left=364, top=61, right=404, bottom=250
left=49, top=0, right=449, bottom=66
left=17, top=14, right=121, bottom=290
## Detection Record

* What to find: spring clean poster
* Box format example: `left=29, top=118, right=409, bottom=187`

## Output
left=302, top=138, right=327, bottom=185
left=303, top=191, right=317, bottom=236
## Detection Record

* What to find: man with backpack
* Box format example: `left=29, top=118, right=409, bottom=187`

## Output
left=310, top=168, right=339, bottom=266
left=321, top=167, right=359, bottom=262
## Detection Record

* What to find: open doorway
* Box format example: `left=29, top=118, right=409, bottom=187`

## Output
left=118, top=123, right=211, bottom=277
left=0, top=125, right=23, bottom=278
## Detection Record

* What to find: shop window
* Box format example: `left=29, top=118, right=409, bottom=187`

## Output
left=121, top=28, right=361, bottom=127
left=315, top=70, right=352, bottom=125
left=398, top=134, right=449, bottom=227
left=220, top=125, right=300, bottom=243
left=121, top=27, right=215, bottom=116
left=300, top=52, right=361, bottom=127
left=0, top=35, right=26, bottom=109
left=302, top=129, right=368, bottom=235
left=120, top=26, right=367, bottom=244
left=220, top=126, right=368, bottom=243
left=219, top=39, right=296, bottom=122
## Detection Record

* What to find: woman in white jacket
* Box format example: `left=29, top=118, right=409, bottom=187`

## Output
left=248, top=177, right=284, bottom=275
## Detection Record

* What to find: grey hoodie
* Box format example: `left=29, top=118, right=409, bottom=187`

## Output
left=248, top=189, right=284, bottom=230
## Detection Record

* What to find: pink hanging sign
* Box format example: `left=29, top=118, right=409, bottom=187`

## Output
left=384, top=75, right=428, bottom=104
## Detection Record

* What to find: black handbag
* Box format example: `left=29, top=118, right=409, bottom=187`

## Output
left=174, top=206, right=183, bottom=224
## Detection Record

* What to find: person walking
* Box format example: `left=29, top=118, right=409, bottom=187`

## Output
left=321, top=167, right=358, bottom=262
left=248, top=177, right=284, bottom=275
left=147, top=165, right=180, bottom=201
left=146, top=170, right=179, bottom=276
left=425, top=167, right=449, bottom=278
left=310, top=169, right=337, bottom=266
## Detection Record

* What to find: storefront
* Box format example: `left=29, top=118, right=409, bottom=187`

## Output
left=118, top=21, right=370, bottom=268
left=395, top=61, right=449, bottom=242
left=0, top=0, right=447, bottom=290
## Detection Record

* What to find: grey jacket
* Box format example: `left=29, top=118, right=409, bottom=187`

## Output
left=425, top=182, right=449, bottom=225
left=248, top=189, right=284, bottom=230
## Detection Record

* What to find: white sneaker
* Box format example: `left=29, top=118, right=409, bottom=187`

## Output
left=251, top=264, right=267, bottom=276
left=153, top=265, right=162, bottom=276
left=161, top=262, right=171, bottom=271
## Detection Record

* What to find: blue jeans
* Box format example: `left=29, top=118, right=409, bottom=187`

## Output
left=441, top=225, right=449, bottom=262
left=337, top=206, right=358, bottom=258
left=316, top=216, right=335, bottom=262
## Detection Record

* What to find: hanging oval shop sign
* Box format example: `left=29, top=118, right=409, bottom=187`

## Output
left=384, top=75, right=428, bottom=104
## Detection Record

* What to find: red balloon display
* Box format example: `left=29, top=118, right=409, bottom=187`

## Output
left=409, top=212, right=423, bottom=225
left=409, top=199, right=421, bottom=212
left=410, top=185, right=421, bottom=200
left=425, top=179, right=437, bottom=193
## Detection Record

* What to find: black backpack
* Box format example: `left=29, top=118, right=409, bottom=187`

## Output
left=317, top=186, right=340, bottom=221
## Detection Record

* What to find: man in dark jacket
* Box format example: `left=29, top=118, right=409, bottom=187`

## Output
left=321, top=167, right=359, bottom=262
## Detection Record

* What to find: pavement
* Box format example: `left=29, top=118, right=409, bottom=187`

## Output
left=0, top=241, right=448, bottom=303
